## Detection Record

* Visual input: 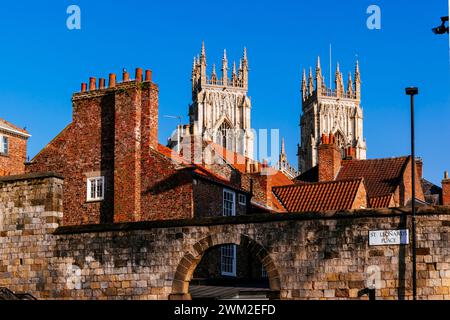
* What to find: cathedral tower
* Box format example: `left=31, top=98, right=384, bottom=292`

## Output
left=183, top=41, right=254, bottom=158
left=297, top=58, right=366, bottom=173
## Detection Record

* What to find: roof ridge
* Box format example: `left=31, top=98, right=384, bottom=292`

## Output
left=342, top=155, right=410, bottom=162
left=273, top=178, right=363, bottom=190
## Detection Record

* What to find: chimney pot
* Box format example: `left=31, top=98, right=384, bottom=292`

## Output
left=123, top=70, right=129, bottom=82
left=135, top=68, right=143, bottom=82
left=99, top=78, right=105, bottom=89
left=329, top=133, right=335, bottom=144
left=81, top=83, right=87, bottom=92
left=145, top=70, right=152, bottom=82
left=89, top=77, right=96, bottom=91
left=109, top=73, right=116, bottom=88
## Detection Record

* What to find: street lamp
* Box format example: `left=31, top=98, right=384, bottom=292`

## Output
left=432, top=16, right=449, bottom=34
left=405, top=87, right=418, bottom=300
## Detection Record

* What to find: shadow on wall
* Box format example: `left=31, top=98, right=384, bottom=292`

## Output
left=143, top=169, right=193, bottom=196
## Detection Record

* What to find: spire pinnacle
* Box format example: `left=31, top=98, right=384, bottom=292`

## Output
left=308, top=67, right=314, bottom=94
left=212, top=63, right=216, bottom=75
left=232, top=61, right=237, bottom=74
left=223, top=49, right=227, bottom=61
left=316, top=56, right=321, bottom=71
left=200, top=41, right=206, bottom=65
left=243, top=47, right=247, bottom=60
left=281, top=137, right=286, bottom=154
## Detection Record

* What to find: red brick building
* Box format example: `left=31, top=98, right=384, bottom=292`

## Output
left=177, top=137, right=294, bottom=212
left=0, top=118, right=30, bottom=176
left=274, top=133, right=429, bottom=213
left=26, top=69, right=250, bottom=226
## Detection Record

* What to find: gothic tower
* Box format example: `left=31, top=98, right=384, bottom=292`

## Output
left=185, top=41, right=254, bottom=158
left=297, top=57, right=367, bottom=173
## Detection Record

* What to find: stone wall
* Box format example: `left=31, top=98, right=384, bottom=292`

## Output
left=1, top=174, right=450, bottom=300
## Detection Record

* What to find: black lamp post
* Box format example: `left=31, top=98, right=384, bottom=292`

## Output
left=405, top=87, right=418, bottom=300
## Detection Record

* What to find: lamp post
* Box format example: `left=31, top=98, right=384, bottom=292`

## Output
left=405, top=87, right=418, bottom=300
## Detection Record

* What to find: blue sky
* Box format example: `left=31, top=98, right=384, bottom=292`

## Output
left=0, top=0, right=448, bottom=185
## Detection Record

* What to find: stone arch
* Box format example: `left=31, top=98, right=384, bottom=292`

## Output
left=169, top=233, right=281, bottom=300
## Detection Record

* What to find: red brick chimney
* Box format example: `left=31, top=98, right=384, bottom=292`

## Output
left=318, top=133, right=342, bottom=182
left=443, top=171, right=450, bottom=206
left=344, top=146, right=356, bottom=160
left=415, top=158, right=423, bottom=180
left=70, top=67, right=159, bottom=224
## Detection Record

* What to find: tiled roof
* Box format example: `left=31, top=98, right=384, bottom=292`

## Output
left=272, top=178, right=365, bottom=212
left=369, top=195, right=393, bottom=208
left=156, top=144, right=248, bottom=193
left=0, top=117, right=30, bottom=137
left=336, top=156, right=410, bottom=201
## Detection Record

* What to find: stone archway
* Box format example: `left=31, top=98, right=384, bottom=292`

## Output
left=169, top=233, right=281, bottom=300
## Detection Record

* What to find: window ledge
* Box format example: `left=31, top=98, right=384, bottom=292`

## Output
left=86, top=199, right=104, bottom=203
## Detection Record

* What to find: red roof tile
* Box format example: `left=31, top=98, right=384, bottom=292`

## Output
left=336, top=156, right=409, bottom=200
left=156, top=144, right=247, bottom=193
left=369, top=195, right=393, bottom=208
left=273, top=178, right=365, bottom=212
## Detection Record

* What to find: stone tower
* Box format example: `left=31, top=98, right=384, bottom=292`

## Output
left=297, top=57, right=366, bottom=173
left=169, top=42, right=254, bottom=159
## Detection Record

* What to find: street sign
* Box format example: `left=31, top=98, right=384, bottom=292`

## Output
left=369, top=229, right=409, bottom=246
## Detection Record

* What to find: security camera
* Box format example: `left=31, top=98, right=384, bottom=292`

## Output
left=432, top=16, right=449, bottom=34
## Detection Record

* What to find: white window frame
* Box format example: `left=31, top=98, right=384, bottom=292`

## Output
left=86, top=176, right=105, bottom=201
left=223, top=189, right=236, bottom=217
left=0, top=136, right=8, bottom=155
left=221, top=244, right=237, bottom=277
left=261, top=265, right=268, bottom=278
left=221, top=189, right=237, bottom=276
left=238, top=194, right=247, bottom=206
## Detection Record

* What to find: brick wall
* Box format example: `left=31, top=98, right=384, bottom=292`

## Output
left=442, top=177, right=450, bottom=206
left=352, top=181, right=368, bottom=209
left=26, top=73, right=160, bottom=225
left=193, top=179, right=247, bottom=218
left=140, top=149, right=194, bottom=221
left=2, top=174, right=450, bottom=300
left=401, top=158, right=426, bottom=206
left=318, top=136, right=341, bottom=182
left=0, top=132, right=28, bottom=176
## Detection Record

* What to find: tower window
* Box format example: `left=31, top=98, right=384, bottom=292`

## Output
left=87, top=177, right=105, bottom=201
left=0, top=136, right=8, bottom=155
left=216, top=122, right=233, bottom=150
left=334, top=132, right=346, bottom=158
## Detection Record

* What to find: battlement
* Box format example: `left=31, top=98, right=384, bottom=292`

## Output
left=301, top=57, right=361, bottom=106
left=192, top=41, right=249, bottom=92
